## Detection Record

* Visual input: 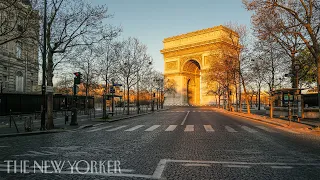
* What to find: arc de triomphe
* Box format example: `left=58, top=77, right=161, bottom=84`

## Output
left=161, top=25, right=240, bottom=106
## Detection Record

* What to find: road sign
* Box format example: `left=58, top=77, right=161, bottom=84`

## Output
left=113, top=83, right=122, bottom=86
left=46, top=86, right=53, bottom=93
left=110, top=87, right=115, bottom=93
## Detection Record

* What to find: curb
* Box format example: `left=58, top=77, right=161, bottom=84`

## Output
left=216, top=109, right=291, bottom=128
left=107, top=109, right=169, bottom=123
left=0, top=129, right=66, bottom=138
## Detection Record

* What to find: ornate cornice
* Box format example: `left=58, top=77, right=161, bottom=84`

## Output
left=163, top=25, right=239, bottom=43
left=162, top=41, right=239, bottom=59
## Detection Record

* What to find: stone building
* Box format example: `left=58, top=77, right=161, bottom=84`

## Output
left=161, top=25, right=241, bottom=106
left=0, top=0, right=39, bottom=93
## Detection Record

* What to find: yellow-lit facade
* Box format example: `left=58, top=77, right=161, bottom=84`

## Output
left=161, top=25, right=240, bottom=106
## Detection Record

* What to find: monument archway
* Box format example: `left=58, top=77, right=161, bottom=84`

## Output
left=183, top=60, right=201, bottom=105
left=161, top=25, right=240, bottom=106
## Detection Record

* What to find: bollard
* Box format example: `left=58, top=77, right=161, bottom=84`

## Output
left=70, top=107, right=78, bottom=125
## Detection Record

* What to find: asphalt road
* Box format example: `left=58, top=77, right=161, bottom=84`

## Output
left=0, top=106, right=320, bottom=180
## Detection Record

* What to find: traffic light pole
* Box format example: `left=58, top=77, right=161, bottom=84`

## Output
left=70, top=77, right=78, bottom=126
left=40, top=0, right=47, bottom=131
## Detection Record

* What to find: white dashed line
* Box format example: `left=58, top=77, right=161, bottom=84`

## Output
left=241, top=126, right=258, bottom=133
left=184, top=125, right=194, bottom=132
left=106, top=126, right=127, bottom=132
left=165, top=125, right=177, bottom=131
left=204, top=125, right=215, bottom=132
left=225, top=126, right=237, bottom=132
left=145, top=125, right=161, bottom=131
left=87, top=126, right=112, bottom=132
left=125, top=125, right=144, bottom=131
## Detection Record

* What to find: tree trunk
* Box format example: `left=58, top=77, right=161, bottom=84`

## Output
left=240, top=73, right=251, bottom=114
left=46, top=51, right=54, bottom=129
left=127, top=86, right=130, bottom=115
left=317, top=55, right=320, bottom=121
left=218, top=95, right=221, bottom=109
left=258, top=85, right=261, bottom=110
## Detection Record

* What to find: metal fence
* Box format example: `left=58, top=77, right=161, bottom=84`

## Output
left=0, top=93, right=94, bottom=116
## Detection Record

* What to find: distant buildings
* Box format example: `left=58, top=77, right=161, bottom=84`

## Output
left=0, top=0, right=39, bottom=93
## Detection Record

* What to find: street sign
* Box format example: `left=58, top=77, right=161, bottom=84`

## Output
left=46, top=86, right=53, bottom=93
left=113, top=83, right=122, bottom=86
left=110, top=87, right=115, bottom=93
left=285, top=73, right=294, bottom=77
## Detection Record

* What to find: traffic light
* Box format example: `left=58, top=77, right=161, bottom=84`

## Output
left=74, top=72, right=82, bottom=84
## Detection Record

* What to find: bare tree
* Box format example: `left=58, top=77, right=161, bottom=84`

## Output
left=243, top=0, right=320, bottom=117
left=70, top=45, right=100, bottom=114
left=114, top=37, right=152, bottom=115
left=97, top=39, right=121, bottom=118
left=0, top=0, right=38, bottom=45
left=36, top=0, right=120, bottom=129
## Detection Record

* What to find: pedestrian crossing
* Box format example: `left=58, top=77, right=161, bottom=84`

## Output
left=85, top=124, right=280, bottom=134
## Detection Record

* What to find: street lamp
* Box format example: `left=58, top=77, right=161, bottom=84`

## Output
left=40, top=0, right=47, bottom=130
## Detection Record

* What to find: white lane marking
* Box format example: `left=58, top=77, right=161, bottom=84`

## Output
left=204, top=125, right=215, bottom=132
left=224, top=165, right=251, bottom=168
left=166, top=159, right=320, bottom=166
left=125, top=125, right=144, bottom=131
left=0, top=146, right=9, bottom=148
left=0, top=169, right=152, bottom=179
left=87, top=126, right=112, bottom=132
left=182, top=163, right=211, bottom=167
left=274, top=126, right=300, bottom=134
left=145, top=125, right=161, bottom=131
left=241, top=126, right=258, bottom=133
left=152, top=159, right=167, bottom=179
left=181, top=111, right=190, bottom=125
left=184, top=125, right=194, bottom=132
left=28, top=151, right=50, bottom=155
left=165, top=125, right=177, bottom=131
left=271, top=166, right=293, bottom=169
left=93, top=123, right=105, bottom=127
left=106, top=125, right=127, bottom=132
left=192, top=111, right=196, bottom=112
left=225, top=126, right=237, bottom=132
left=256, top=126, right=277, bottom=133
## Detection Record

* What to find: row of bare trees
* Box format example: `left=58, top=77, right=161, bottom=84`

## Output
left=205, top=1, right=319, bottom=114
left=0, top=0, right=172, bottom=129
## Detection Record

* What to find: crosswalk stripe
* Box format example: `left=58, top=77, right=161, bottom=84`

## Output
left=225, top=126, right=237, bottom=132
left=241, top=126, right=258, bottom=133
left=184, top=125, right=194, bottom=132
left=125, top=125, right=144, bottom=131
left=87, top=126, right=112, bottom=132
left=255, top=126, right=276, bottom=133
left=165, top=125, right=177, bottom=131
left=106, top=125, right=127, bottom=132
left=145, top=125, right=161, bottom=131
left=204, top=125, right=215, bottom=132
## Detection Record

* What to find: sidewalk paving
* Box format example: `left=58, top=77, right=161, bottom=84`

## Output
left=0, top=108, right=168, bottom=138
left=215, top=108, right=320, bottom=133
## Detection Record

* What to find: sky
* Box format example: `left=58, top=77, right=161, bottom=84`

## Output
left=92, top=0, right=253, bottom=73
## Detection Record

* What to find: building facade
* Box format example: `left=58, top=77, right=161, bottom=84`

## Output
left=0, top=0, right=39, bottom=93
left=161, top=25, right=240, bottom=106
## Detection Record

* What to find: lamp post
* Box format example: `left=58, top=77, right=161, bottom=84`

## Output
left=40, top=0, right=47, bottom=131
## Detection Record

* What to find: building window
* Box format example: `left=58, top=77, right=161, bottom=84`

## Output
left=16, top=42, right=22, bottom=59
left=31, top=80, right=34, bottom=92
left=15, top=71, right=24, bottom=92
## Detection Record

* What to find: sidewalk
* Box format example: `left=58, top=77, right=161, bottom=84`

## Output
left=215, top=108, right=316, bottom=132
left=245, top=109, right=320, bottom=128
left=0, top=108, right=168, bottom=138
